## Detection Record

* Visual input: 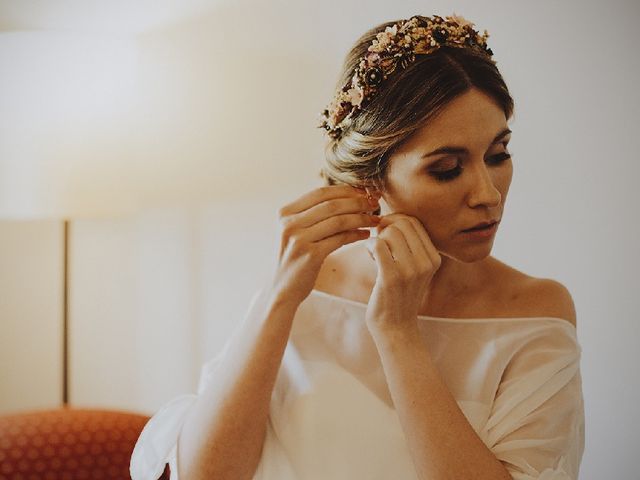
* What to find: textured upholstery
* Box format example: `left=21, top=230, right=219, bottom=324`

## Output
left=0, top=407, right=171, bottom=479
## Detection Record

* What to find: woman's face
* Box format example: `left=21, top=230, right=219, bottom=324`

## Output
left=379, top=87, right=513, bottom=262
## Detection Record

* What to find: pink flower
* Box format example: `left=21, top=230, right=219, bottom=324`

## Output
left=365, top=52, right=381, bottom=67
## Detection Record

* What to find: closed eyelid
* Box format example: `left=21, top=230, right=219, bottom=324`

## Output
left=429, top=157, right=458, bottom=169
left=428, top=147, right=507, bottom=168
left=422, top=130, right=512, bottom=163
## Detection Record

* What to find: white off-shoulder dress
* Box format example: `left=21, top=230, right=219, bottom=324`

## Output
left=130, top=287, right=585, bottom=480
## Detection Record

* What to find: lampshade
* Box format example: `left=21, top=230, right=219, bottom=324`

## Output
left=0, top=30, right=141, bottom=218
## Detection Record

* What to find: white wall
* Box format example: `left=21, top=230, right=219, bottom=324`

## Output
left=0, top=0, right=638, bottom=478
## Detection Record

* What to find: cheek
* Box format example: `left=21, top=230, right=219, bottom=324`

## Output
left=384, top=171, right=466, bottom=228
left=402, top=188, right=443, bottom=214
left=412, top=195, right=457, bottom=233
left=496, top=164, right=513, bottom=197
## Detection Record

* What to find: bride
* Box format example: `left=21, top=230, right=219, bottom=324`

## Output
left=131, top=13, right=584, bottom=480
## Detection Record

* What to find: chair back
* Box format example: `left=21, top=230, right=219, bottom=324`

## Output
left=0, top=407, right=170, bottom=479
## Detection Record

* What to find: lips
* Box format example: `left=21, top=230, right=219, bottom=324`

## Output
left=463, top=219, right=500, bottom=232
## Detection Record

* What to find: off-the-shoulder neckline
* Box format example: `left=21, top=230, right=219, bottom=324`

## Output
left=309, top=288, right=576, bottom=329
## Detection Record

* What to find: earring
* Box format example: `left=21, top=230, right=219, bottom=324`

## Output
left=364, top=187, right=381, bottom=202
left=365, top=188, right=373, bottom=202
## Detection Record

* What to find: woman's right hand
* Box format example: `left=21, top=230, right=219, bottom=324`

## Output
left=269, top=184, right=382, bottom=307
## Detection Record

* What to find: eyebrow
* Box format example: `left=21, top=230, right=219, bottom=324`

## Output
left=421, top=128, right=512, bottom=159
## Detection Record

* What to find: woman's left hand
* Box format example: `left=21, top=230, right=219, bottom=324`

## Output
left=364, top=213, right=442, bottom=336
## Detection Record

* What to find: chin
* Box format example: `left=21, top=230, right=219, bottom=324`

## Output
left=439, top=243, right=494, bottom=263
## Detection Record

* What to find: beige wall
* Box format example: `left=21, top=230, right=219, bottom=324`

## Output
left=0, top=220, right=63, bottom=413
left=0, top=201, right=286, bottom=415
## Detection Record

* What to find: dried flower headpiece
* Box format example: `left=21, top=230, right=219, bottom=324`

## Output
left=319, top=14, right=493, bottom=140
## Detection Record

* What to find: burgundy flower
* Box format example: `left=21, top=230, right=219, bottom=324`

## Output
left=364, top=67, right=383, bottom=86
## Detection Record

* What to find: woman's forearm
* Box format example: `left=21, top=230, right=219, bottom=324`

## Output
left=369, top=324, right=512, bottom=480
left=176, top=288, right=299, bottom=480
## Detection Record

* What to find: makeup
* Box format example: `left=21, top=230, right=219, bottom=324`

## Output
left=460, top=222, right=498, bottom=239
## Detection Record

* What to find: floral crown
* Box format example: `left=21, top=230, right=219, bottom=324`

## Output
left=319, top=14, right=493, bottom=140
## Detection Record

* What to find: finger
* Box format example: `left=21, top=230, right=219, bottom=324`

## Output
left=379, top=214, right=439, bottom=267
left=295, top=195, right=380, bottom=229
left=279, top=184, right=366, bottom=217
left=366, top=237, right=395, bottom=277
left=315, top=228, right=372, bottom=257
left=376, top=212, right=406, bottom=230
left=404, top=216, right=441, bottom=267
left=394, top=218, right=431, bottom=263
left=377, top=223, right=414, bottom=267
left=302, top=213, right=380, bottom=243
left=377, top=215, right=429, bottom=261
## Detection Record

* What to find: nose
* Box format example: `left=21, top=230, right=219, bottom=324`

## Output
left=466, top=163, right=501, bottom=208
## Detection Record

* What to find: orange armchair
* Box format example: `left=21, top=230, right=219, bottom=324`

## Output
left=0, top=407, right=171, bottom=479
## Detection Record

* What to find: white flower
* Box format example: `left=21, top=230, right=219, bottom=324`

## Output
left=346, top=87, right=364, bottom=107
left=374, top=24, right=399, bottom=50
left=449, top=13, right=475, bottom=29
left=385, top=25, right=398, bottom=36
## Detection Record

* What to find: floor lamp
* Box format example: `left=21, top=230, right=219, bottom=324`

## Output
left=0, top=30, right=140, bottom=408
left=62, top=220, right=70, bottom=406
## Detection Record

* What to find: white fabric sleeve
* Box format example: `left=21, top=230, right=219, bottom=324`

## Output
left=484, top=323, right=585, bottom=480
left=130, top=287, right=266, bottom=480
left=129, top=343, right=229, bottom=480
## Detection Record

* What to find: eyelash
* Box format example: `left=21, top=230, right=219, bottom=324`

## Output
left=431, top=151, right=512, bottom=182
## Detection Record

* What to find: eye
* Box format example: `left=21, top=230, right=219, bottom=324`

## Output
left=429, top=148, right=512, bottom=183
left=488, top=141, right=512, bottom=164
left=431, top=164, right=463, bottom=182
left=488, top=152, right=511, bottom=165
left=429, top=158, right=463, bottom=182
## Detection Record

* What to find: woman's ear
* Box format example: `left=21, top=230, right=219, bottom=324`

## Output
left=364, top=187, right=382, bottom=200
left=364, top=188, right=389, bottom=216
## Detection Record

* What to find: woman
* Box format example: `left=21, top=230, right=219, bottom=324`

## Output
left=131, top=14, right=584, bottom=480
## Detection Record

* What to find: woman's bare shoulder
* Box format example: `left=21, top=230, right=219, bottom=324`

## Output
left=313, top=242, right=374, bottom=302
left=488, top=258, right=577, bottom=326
left=314, top=247, right=576, bottom=327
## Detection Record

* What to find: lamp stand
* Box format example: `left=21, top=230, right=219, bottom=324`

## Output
left=63, top=220, right=70, bottom=407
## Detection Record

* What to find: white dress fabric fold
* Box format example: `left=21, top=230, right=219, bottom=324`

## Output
left=131, top=287, right=585, bottom=480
